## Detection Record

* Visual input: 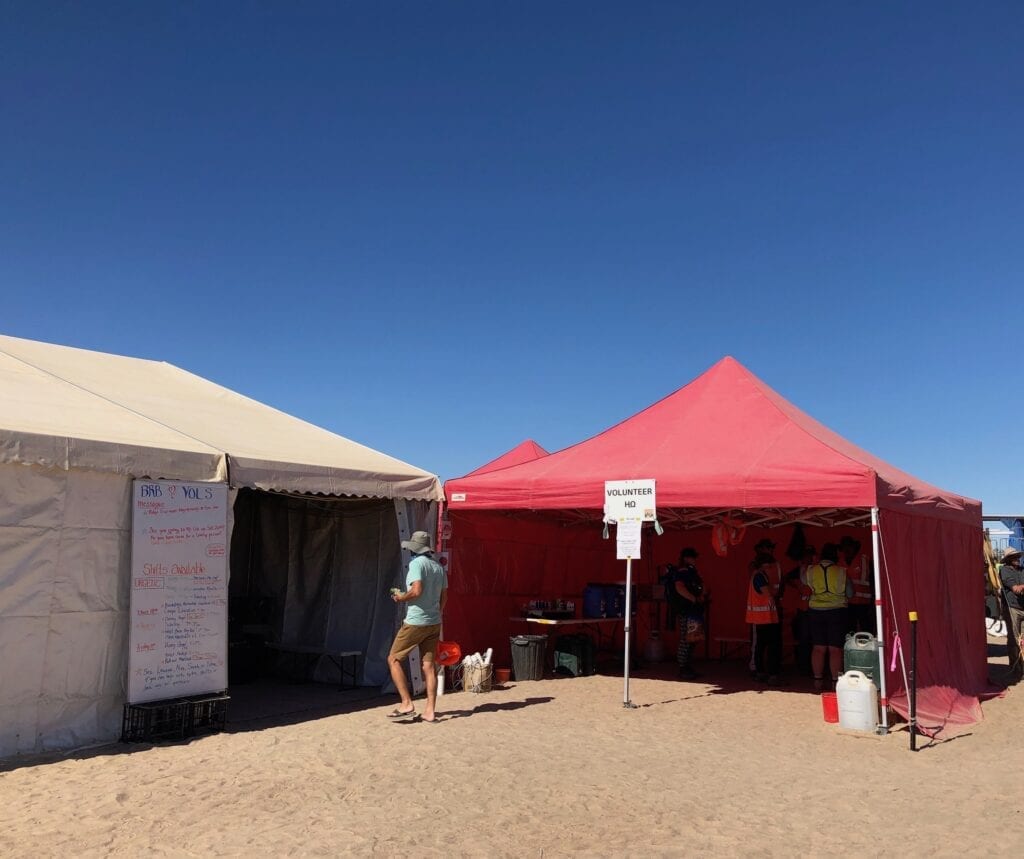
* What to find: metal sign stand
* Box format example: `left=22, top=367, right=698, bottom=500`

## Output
left=623, top=555, right=636, bottom=709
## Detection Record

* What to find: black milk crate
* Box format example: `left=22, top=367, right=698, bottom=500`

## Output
left=121, top=699, right=189, bottom=742
left=121, top=693, right=229, bottom=743
left=187, top=693, right=229, bottom=734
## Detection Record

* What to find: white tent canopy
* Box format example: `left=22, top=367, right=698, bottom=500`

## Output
left=0, top=335, right=441, bottom=757
left=0, top=334, right=441, bottom=499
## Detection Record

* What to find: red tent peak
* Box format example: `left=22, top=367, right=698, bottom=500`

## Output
left=460, top=439, right=549, bottom=477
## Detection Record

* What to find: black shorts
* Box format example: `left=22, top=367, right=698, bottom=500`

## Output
left=808, top=608, right=847, bottom=648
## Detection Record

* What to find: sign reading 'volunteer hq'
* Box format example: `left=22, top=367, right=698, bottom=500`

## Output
left=603, top=479, right=657, bottom=523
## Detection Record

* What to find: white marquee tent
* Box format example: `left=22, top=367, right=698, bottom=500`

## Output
left=0, top=335, right=442, bottom=757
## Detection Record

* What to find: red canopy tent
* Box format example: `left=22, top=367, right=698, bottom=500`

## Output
left=462, top=439, right=548, bottom=477
left=445, top=357, right=987, bottom=730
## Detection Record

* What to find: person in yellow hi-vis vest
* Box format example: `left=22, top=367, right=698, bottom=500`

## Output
left=807, top=542, right=853, bottom=690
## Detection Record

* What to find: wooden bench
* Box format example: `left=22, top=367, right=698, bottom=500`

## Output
left=265, top=642, right=362, bottom=690
left=713, top=636, right=750, bottom=661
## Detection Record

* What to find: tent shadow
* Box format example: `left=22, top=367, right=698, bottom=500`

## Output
left=627, top=660, right=826, bottom=698
left=434, top=696, right=555, bottom=721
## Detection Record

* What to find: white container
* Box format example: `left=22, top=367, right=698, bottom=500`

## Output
left=836, top=670, right=879, bottom=732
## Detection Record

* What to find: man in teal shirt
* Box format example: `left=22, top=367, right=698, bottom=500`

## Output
left=387, top=530, right=448, bottom=723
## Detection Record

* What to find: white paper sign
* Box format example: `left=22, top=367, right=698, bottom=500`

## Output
left=604, top=479, right=656, bottom=523
left=128, top=480, right=229, bottom=704
left=616, top=519, right=642, bottom=559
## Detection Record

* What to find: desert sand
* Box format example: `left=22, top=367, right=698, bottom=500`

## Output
left=1, top=645, right=1021, bottom=858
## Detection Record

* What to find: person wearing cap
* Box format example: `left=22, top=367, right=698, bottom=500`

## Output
left=840, top=536, right=875, bottom=635
left=669, top=547, right=705, bottom=680
left=386, top=530, right=448, bottom=722
left=784, top=545, right=817, bottom=676
left=998, top=546, right=1024, bottom=680
left=746, top=553, right=783, bottom=683
left=748, top=539, right=783, bottom=677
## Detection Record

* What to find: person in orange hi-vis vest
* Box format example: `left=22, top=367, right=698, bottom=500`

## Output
left=747, top=553, right=783, bottom=684
left=748, top=538, right=783, bottom=676
left=839, top=536, right=876, bottom=635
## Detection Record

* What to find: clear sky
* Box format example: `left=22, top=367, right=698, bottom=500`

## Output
left=2, top=3, right=1022, bottom=512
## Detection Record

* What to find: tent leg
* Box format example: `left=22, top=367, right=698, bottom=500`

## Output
left=871, top=507, right=889, bottom=734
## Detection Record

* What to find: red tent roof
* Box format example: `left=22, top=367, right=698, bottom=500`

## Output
left=461, top=439, right=548, bottom=477
left=446, top=357, right=979, bottom=524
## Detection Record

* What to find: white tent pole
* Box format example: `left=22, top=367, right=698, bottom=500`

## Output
left=871, top=507, right=889, bottom=734
left=623, top=556, right=634, bottom=708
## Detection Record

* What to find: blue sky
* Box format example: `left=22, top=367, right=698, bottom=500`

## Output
left=2, top=3, right=1022, bottom=511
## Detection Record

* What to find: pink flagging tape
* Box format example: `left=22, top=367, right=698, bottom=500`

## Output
left=890, top=632, right=902, bottom=673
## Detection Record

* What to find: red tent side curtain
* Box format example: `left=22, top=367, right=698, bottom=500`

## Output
left=877, top=509, right=991, bottom=728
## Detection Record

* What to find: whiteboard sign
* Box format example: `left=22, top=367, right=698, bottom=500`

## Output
left=604, top=479, right=656, bottom=523
left=128, top=480, right=229, bottom=704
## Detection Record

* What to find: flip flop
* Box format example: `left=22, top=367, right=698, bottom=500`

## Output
left=387, top=708, right=416, bottom=719
left=421, top=716, right=439, bottom=724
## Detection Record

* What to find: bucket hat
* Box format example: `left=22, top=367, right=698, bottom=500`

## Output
left=401, top=530, right=434, bottom=555
left=1002, top=546, right=1023, bottom=563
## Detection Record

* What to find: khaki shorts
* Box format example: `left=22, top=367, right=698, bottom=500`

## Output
left=388, top=623, right=441, bottom=662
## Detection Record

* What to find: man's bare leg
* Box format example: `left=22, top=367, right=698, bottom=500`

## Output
left=388, top=656, right=415, bottom=715
left=422, top=654, right=438, bottom=722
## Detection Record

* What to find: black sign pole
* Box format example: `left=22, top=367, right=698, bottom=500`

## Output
left=909, top=611, right=918, bottom=752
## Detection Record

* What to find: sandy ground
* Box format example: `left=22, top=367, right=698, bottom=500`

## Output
left=2, top=644, right=1023, bottom=858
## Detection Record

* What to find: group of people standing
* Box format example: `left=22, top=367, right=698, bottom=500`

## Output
left=666, top=533, right=877, bottom=689
left=747, top=536, right=876, bottom=690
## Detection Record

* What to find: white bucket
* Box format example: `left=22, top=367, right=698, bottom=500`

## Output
left=836, top=670, right=879, bottom=732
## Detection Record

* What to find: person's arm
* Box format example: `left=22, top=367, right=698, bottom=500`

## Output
left=393, top=579, right=423, bottom=602
left=439, top=588, right=448, bottom=614
left=675, top=579, right=698, bottom=603
left=1011, top=571, right=1024, bottom=595
left=752, top=572, right=769, bottom=594
left=393, top=558, right=423, bottom=602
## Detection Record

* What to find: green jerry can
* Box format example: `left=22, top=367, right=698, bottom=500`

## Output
left=843, top=632, right=881, bottom=686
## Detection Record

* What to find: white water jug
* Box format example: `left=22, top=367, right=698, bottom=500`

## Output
left=836, top=670, right=879, bottom=732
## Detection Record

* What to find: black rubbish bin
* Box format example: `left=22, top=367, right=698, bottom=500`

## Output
left=510, top=634, right=548, bottom=681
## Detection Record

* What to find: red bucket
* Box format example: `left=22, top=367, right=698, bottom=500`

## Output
left=821, top=691, right=839, bottom=723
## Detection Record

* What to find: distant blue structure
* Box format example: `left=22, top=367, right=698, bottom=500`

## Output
left=984, top=516, right=1024, bottom=554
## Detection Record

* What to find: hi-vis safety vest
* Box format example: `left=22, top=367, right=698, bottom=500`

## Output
left=846, top=554, right=873, bottom=605
left=746, top=571, right=780, bottom=624
left=807, top=562, right=848, bottom=610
